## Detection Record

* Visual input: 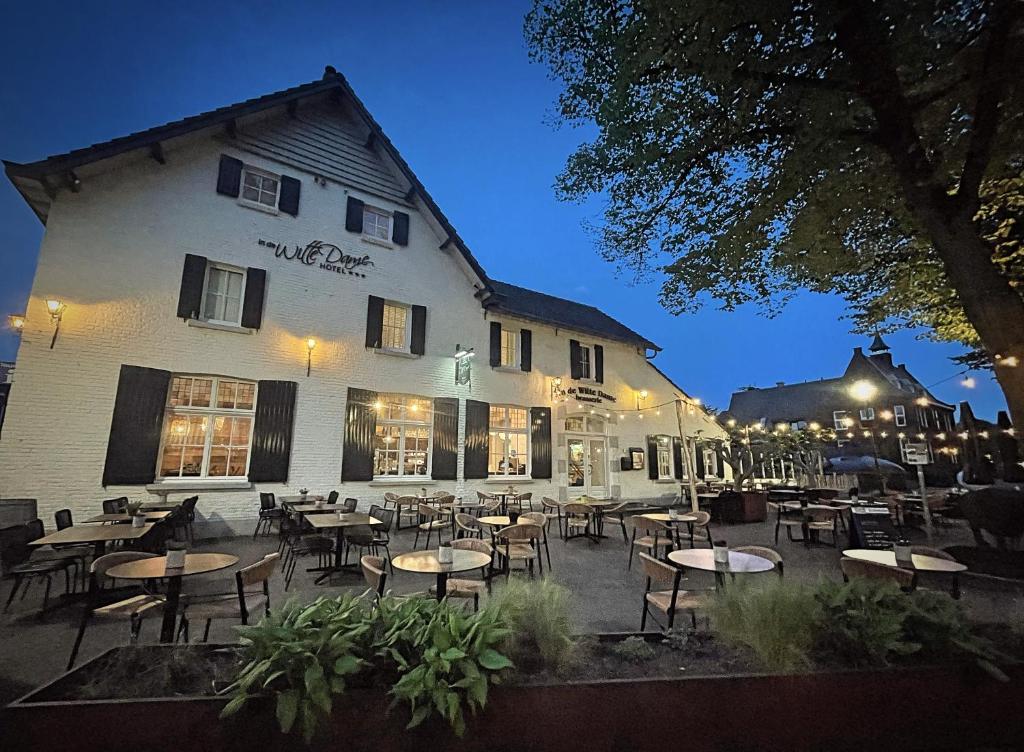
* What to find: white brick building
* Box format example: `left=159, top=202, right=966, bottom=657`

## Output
left=0, top=67, right=727, bottom=535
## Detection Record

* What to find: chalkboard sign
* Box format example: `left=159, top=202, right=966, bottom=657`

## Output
left=849, top=506, right=899, bottom=550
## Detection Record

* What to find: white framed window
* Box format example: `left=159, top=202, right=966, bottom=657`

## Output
left=240, top=167, right=279, bottom=210
left=158, top=375, right=256, bottom=479
left=702, top=448, right=718, bottom=477
left=894, top=404, right=906, bottom=427
left=499, top=329, right=519, bottom=368
left=489, top=405, right=529, bottom=477
left=859, top=407, right=875, bottom=422
left=656, top=435, right=673, bottom=480
left=373, top=394, right=431, bottom=477
left=363, top=206, right=392, bottom=242
left=579, top=344, right=592, bottom=379
left=832, top=410, right=849, bottom=430
left=564, top=415, right=605, bottom=433
left=380, top=302, right=411, bottom=351
left=201, top=263, right=246, bottom=325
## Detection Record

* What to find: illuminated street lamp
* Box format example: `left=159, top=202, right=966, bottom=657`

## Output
left=848, top=379, right=885, bottom=493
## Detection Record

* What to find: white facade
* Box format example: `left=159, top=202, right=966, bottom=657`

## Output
left=0, top=78, right=726, bottom=535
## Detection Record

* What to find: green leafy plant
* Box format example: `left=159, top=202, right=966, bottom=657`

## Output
left=709, top=580, right=821, bottom=673
left=662, top=628, right=693, bottom=652
left=493, top=577, right=578, bottom=674
left=611, top=635, right=656, bottom=663
left=220, top=595, right=372, bottom=743
left=124, top=500, right=142, bottom=517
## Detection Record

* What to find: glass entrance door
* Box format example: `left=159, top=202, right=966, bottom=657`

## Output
left=566, top=436, right=608, bottom=498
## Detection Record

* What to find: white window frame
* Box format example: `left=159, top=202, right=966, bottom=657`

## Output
left=156, top=375, right=257, bottom=481
left=655, top=435, right=674, bottom=480
left=239, top=166, right=280, bottom=213
left=201, top=262, right=247, bottom=327
left=894, top=404, right=906, bottom=427
left=379, top=301, right=412, bottom=353
left=579, top=344, right=593, bottom=380
left=488, top=405, right=530, bottom=478
left=499, top=328, right=520, bottom=369
left=373, top=395, right=433, bottom=478
left=362, top=205, right=393, bottom=245
left=832, top=410, right=849, bottom=430
left=859, top=407, right=875, bottom=422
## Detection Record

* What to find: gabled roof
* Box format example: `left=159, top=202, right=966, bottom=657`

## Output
left=727, top=378, right=847, bottom=423
left=485, top=280, right=659, bottom=351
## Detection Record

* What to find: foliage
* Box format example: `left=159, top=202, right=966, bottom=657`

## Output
left=524, top=1, right=1024, bottom=372
left=715, top=422, right=834, bottom=489
left=611, top=635, right=657, bottom=663
left=124, top=500, right=142, bottom=517
left=662, top=628, right=693, bottom=652
left=708, top=579, right=821, bottom=672
left=493, top=578, right=579, bottom=674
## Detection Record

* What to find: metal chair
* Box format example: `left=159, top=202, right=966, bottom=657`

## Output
left=429, top=538, right=492, bottom=610
left=519, top=511, right=552, bottom=570
left=627, top=515, right=673, bottom=570
left=341, top=497, right=358, bottom=513
left=179, top=553, right=279, bottom=642
left=253, top=492, right=284, bottom=538
left=639, top=552, right=710, bottom=631
left=562, top=502, right=596, bottom=543
left=455, top=513, right=483, bottom=539
left=733, top=545, right=784, bottom=577
left=414, top=504, right=451, bottom=549
left=540, top=497, right=564, bottom=538
left=840, top=557, right=916, bottom=591
left=492, top=523, right=543, bottom=579
left=102, top=497, right=128, bottom=515
left=361, top=554, right=388, bottom=599
left=2, top=520, right=79, bottom=614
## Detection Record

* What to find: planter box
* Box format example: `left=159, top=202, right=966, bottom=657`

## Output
left=5, top=645, right=1023, bottom=751
left=713, top=491, right=768, bottom=523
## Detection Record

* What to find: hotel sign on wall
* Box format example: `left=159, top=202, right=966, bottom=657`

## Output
left=568, top=386, right=617, bottom=404
left=258, top=238, right=374, bottom=278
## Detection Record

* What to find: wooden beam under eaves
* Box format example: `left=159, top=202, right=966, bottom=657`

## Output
left=404, top=187, right=417, bottom=203
left=364, top=132, right=377, bottom=150
left=149, top=142, right=166, bottom=165
left=439, top=237, right=453, bottom=251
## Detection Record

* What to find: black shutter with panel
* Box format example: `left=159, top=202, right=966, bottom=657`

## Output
left=411, top=305, right=427, bottom=355
left=216, top=155, right=243, bottom=197
left=177, top=254, right=207, bottom=320
left=673, top=436, right=684, bottom=480
left=464, top=399, right=490, bottom=480
left=240, top=267, right=267, bottom=329
left=103, top=365, right=171, bottom=486
left=646, top=435, right=659, bottom=481
left=248, top=381, right=297, bottom=482
left=278, top=175, right=300, bottom=216
left=489, top=322, right=502, bottom=367
left=432, top=397, right=459, bottom=480
left=530, top=407, right=551, bottom=479
left=341, top=388, right=377, bottom=481
left=392, top=211, right=409, bottom=246
left=345, top=196, right=364, bottom=233
left=365, top=296, right=385, bottom=348
left=695, top=442, right=706, bottom=478
left=520, top=329, right=532, bottom=372
left=569, top=339, right=582, bottom=380
left=594, top=345, right=604, bottom=384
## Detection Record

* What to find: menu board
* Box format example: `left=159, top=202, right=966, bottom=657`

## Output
left=849, top=506, right=899, bottom=550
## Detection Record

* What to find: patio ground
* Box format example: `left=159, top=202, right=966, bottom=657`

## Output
left=2, top=511, right=1023, bottom=706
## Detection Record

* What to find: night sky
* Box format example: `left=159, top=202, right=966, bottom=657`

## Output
left=0, top=0, right=1004, bottom=418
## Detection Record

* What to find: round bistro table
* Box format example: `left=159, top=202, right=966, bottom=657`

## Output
left=391, top=549, right=492, bottom=600
left=107, top=553, right=238, bottom=643
left=477, top=515, right=512, bottom=528
left=842, top=549, right=967, bottom=573
left=668, top=548, right=774, bottom=590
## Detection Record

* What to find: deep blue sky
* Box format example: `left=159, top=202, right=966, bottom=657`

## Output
left=0, top=0, right=1005, bottom=418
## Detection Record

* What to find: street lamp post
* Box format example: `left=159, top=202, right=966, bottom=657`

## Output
left=849, top=379, right=886, bottom=494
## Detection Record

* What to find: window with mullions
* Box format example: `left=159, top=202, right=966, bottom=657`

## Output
left=158, top=375, right=256, bottom=479
left=656, top=435, right=673, bottom=480
left=240, top=168, right=279, bottom=208
left=373, top=394, right=432, bottom=477
left=488, top=405, right=529, bottom=476
left=202, top=264, right=245, bottom=325
left=500, top=329, right=518, bottom=368
left=380, top=303, right=410, bottom=351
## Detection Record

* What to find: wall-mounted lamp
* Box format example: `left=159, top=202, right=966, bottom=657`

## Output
left=635, top=389, right=648, bottom=410
left=305, top=338, right=316, bottom=377
left=44, top=299, right=66, bottom=348
left=550, top=376, right=567, bottom=402
left=7, top=314, right=25, bottom=333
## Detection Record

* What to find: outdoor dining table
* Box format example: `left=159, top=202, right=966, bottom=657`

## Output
left=140, top=502, right=181, bottom=512
left=278, top=495, right=326, bottom=508
left=842, top=548, right=967, bottom=573
left=106, top=552, right=239, bottom=643
left=668, top=548, right=775, bottom=590
left=289, top=503, right=348, bottom=515
left=304, top=513, right=383, bottom=583
left=29, top=523, right=156, bottom=558
left=82, top=511, right=172, bottom=524
left=391, top=549, right=492, bottom=600
left=477, top=515, right=512, bottom=528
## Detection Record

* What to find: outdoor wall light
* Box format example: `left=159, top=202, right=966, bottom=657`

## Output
left=305, top=338, right=316, bottom=377
left=635, top=389, right=648, bottom=410
left=7, top=314, right=25, bottom=332
left=915, top=396, right=930, bottom=407
left=995, top=354, right=1019, bottom=368
left=808, top=421, right=821, bottom=431
left=44, top=299, right=66, bottom=349
left=550, top=377, right=567, bottom=402
left=848, top=379, right=877, bottom=403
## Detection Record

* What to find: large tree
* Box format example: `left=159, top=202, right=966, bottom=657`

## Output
left=525, top=0, right=1024, bottom=421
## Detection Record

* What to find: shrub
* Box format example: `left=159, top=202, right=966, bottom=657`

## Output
left=611, top=635, right=656, bottom=663
left=708, top=579, right=820, bottom=673
left=493, top=577, right=578, bottom=674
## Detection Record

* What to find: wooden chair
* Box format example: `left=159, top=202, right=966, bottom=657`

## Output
left=540, top=497, right=564, bottom=538
left=677, top=510, right=713, bottom=549
left=733, top=546, right=784, bottom=577
left=414, top=504, right=451, bottom=549
left=180, top=553, right=280, bottom=642
left=562, top=502, right=596, bottom=543
left=627, top=515, right=673, bottom=569
left=429, top=538, right=492, bottom=610
left=519, top=511, right=552, bottom=569
left=840, top=557, right=916, bottom=591
left=911, top=545, right=961, bottom=598
left=772, top=502, right=805, bottom=544
left=361, top=554, right=388, bottom=598
left=638, top=552, right=709, bottom=631
left=493, top=523, right=543, bottom=579
left=66, top=551, right=164, bottom=668
left=455, top=513, right=483, bottom=539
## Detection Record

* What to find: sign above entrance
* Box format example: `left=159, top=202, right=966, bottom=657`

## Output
left=258, top=238, right=374, bottom=278
left=568, top=386, right=617, bottom=404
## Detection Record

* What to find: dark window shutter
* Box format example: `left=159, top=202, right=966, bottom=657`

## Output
left=177, top=254, right=207, bottom=320
left=248, top=381, right=297, bottom=482
left=520, top=329, right=532, bottom=372
left=464, top=399, right=490, bottom=479
left=392, top=211, right=409, bottom=246
left=530, top=407, right=551, bottom=479
left=432, top=397, right=459, bottom=480
left=489, top=322, right=502, bottom=367
left=594, top=345, right=604, bottom=384
left=341, top=388, right=377, bottom=481
left=410, top=305, right=427, bottom=355
left=278, top=175, right=300, bottom=216
left=102, top=365, right=171, bottom=486
left=240, top=267, right=266, bottom=329
left=673, top=436, right=684, bottom=480
left=365, top=296, right=384, bottom=348
left=695, top=441, right=706, bottom=478
left=570, top=339, right=582, bottom=380
left=646, top=435, right=658, bottom=481
left=346, top=196, right=365, bottom=233
left=216, top=155, right=243, bottom=197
